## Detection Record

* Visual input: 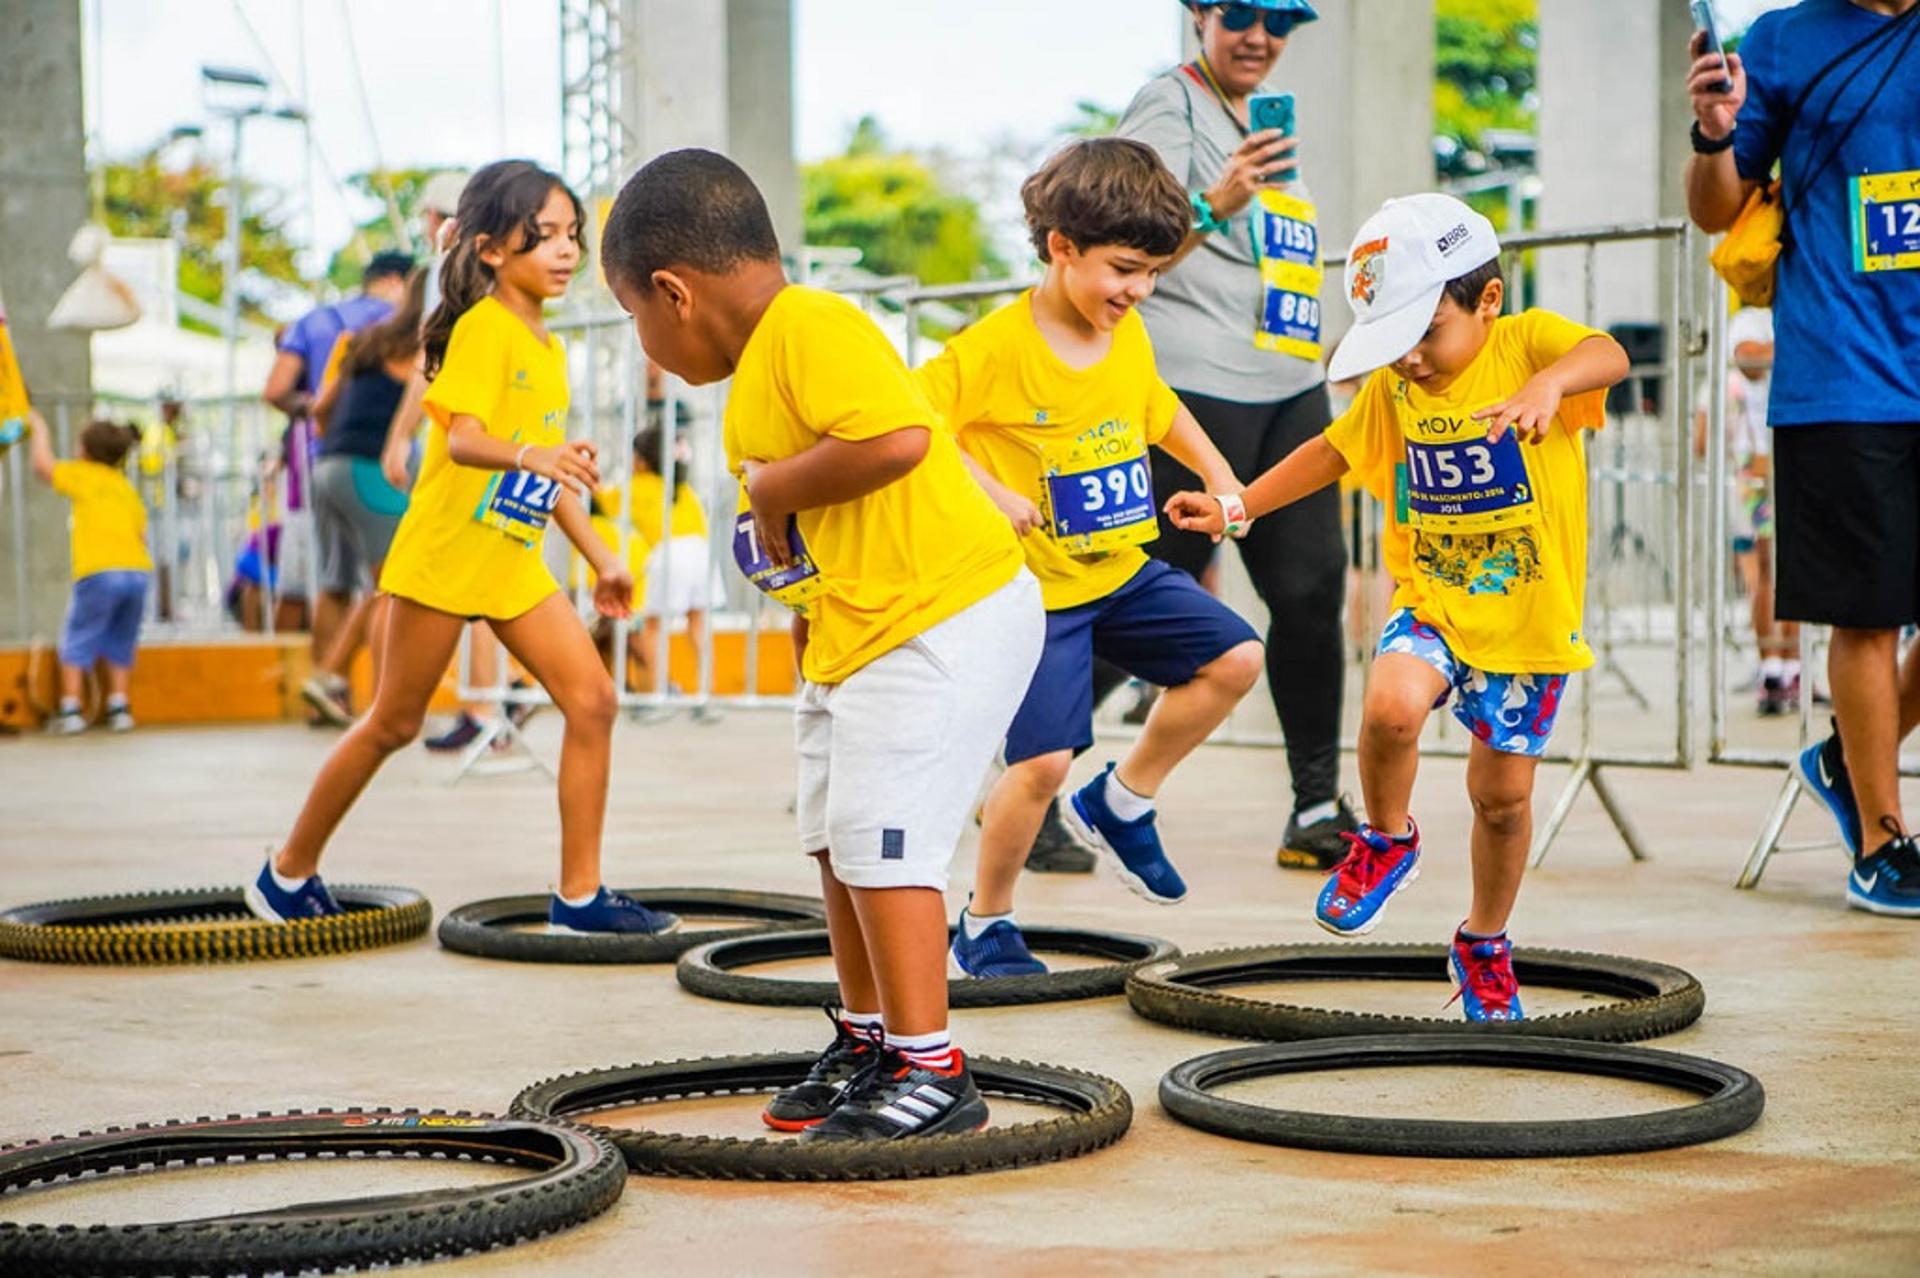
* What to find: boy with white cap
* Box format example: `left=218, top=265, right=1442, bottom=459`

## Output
left=1167, top=193, right=1629, bottom=1020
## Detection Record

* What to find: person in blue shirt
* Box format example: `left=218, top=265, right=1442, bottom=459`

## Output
left=1685, top=0, right=1920, bottom=919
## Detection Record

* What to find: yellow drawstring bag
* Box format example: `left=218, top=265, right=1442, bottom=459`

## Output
left=1710, top=180, right=1784, bottom=308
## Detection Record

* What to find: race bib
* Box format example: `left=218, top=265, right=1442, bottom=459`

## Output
left=1038, top=434, right=1156, bottom=556
left=476, top=469, right=563, bottom=545
left=1400, top=431, right=1538, bottom=535
left=1253, top=188, right=1324, bottom=362
left=732, top=510, right=826, bottom=610
left=1851, top=169, right=1920, bottom=273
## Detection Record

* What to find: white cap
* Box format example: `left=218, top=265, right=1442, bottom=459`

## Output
left=416, top=170, right=470, bottom=217
left=1728, top=306, right=1773, bottom=351
left=1329, top=193, right=1501, bottom=382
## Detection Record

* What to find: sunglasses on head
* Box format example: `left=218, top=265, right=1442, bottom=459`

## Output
left=1216, top=4, right=1301, bottom=38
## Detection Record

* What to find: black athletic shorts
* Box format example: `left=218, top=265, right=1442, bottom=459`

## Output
left=1774, top=421, right=1920, bottom=629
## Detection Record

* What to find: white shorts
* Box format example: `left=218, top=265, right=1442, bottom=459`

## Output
left=643, top=535, right=714, bottom=618
left=277, top=512, right=315, bottom=601
left=795, top=568, right=1043, bottom=890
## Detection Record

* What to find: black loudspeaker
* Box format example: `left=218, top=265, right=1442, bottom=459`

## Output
left=1606, top=323, right=1666, bottom=417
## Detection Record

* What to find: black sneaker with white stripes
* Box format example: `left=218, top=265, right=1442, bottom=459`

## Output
left=798, top=1049, right=989, bottom=1142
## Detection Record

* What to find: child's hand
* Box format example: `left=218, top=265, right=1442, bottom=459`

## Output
left=1163, top=490, right=1226, bottom=540
left=380, top=440, right=413, bottom=492
left=592, top=562, right=634, bottom=619
left=1474, top=377, right=1562, bottom=445
left=992, top=488, right=1043, bottom=537
left=742, top=460, right=794, bottom=569
left=524, top=440, right=600, bottom=489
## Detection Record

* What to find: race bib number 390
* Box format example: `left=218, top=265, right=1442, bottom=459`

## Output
left=1852, top=170, right=1920, bottom=273
left=1402, top=432, right=1538, bottom=534
left=477, top=469, right=562, bottom=544
left=1043, top=456, right=1156, bottom=555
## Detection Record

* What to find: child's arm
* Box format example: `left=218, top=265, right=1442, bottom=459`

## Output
left=25, top=410, right=55, bottom=485
left=1157, top=405, right=1240, bottom=493
left=551, top=488, right=633, bottom=619
left=743, top=428, right=931, bottom=567
left=445, top=415, right=601, bottom=489
left=312, top=371, right=343, bottom=436
left=381, top=364, right=428, bottom=492
left=958, top=450, right=1041, bottom=537
left=1475, top=334, right=1631, bottom=445
left=1164, top=436, right=1348, bottom=538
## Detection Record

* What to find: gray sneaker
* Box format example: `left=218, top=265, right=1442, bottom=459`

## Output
left=48, top=710, right=87, bottom=736
left=1025, top=797, right=1096, bottom=874
left=106, top=706, right=135, bottom=733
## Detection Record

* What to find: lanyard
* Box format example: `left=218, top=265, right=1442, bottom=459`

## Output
left=1182, top=57, right=1263, bottom=260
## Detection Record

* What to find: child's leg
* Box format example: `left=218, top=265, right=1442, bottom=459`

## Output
left=277, top=598, right=464, bottom=877
left=972, top=750, right=1072, bottom=915
left=847, top=884, right=950, bottom=1035
left=1463, top=740, right=1540, bottom=934
left=492, top=592, right=619, bottom=898
left=58, top=663, right=84, bottom=707
left=1358, top=653, right=1450, bottom=834
left=1115, top=639, right=1262, bottom=796
left=813, top=853, right=879, bottom=1013
left=103, top=664, right=132, bottom=701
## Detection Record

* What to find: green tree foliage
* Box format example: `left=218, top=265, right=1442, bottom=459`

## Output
left=98, top=148, right=303, bottom=329
left=324, top=168, right=434, bottom=291
left=802, top=117, right=1004, bottom=285
left=1062, top=99, right=1122, bottom=138
left=1435, top=0, right=1538, bottom=155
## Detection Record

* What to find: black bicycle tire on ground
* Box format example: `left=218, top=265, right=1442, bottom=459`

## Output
left=510, top=1052, right=1132, bottom=1180
left=676, top=926, right=1180, bottom=1007
left=1126, top=943, right=1704, bottom=1043
left=1158, top=1036, right=1764, bottom=1157
left=0, top=1108, right=626, bottom=1276
left=437, top=888, right=828, bottom=964
left=0, top=886, right=432, bottom=965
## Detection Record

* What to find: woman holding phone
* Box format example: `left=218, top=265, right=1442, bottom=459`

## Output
left=1115, top=0, right=1356, bottom=871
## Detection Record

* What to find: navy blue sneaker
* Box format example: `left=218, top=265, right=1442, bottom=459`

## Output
left=949, top=908, right=1048, bottom=978
left=1446, top=928, right=1525, bottom=1022
left=1062, top=763, right=1186, bottom=904
left=243, top=857, right=343, bottom=922
left=1796, top=730, right=1864, bottom=858
left=1847, top=832, right=1920, bottom=918
left=1314, top=823, right=1421, bottom=935
left=547, top=887, right=681, bottom=935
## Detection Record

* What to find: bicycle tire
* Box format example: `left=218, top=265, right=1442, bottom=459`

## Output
left=1158, top=1035, right=1764, bottom=1157
left=437, top=888, right=827, bottom=964
left=510, top=1053, right=1132, bottom=1181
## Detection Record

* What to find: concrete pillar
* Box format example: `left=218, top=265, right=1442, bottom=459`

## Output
left=727, top=0, right=801, bottom=254
left=1537, top=0, right=1696, bottom=327
left=0, top=0, right=91, bottom=642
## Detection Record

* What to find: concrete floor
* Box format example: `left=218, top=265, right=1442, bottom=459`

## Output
left=3, top=710, right=1919, bottom=1277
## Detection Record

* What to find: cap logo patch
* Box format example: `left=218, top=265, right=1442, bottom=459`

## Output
left=1435, top=223, right=1471, bottom=254
left=1349, top=237, right=1389, bottom=306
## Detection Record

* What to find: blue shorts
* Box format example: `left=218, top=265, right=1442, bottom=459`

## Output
left=1003, top=559, right=1259, bottom=764
left=1377, top=608, right=1568, bottom=758
left=60, top=570, right=149, bottom=669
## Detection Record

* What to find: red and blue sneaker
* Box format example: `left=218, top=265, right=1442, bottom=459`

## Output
left=1314, top=822, right=1421, bottom=935
left=1446, top=927, right=1525, bottom=1022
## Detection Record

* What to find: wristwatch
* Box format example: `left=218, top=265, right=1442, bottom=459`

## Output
left=1213, top=492, right=1250, bottom=539
left=1690, top=119, right=1736, bottom=155
left=1190, top=189, right=1231, bottom=236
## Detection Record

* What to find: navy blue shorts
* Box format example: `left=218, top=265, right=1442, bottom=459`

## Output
left=1003, top=559, right=1259, bottom=764
left=60, top=570, right=149, bottom=669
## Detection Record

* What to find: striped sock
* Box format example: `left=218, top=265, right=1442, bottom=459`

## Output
left=839, top=1009, right=883, bottom=1044
left=886, top=1028, right=959, bottom=1074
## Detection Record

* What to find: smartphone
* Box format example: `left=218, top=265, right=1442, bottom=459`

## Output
left=1248, top=91, right=1295, bottom=138
left=1690, top=0, right=1734, bottom=95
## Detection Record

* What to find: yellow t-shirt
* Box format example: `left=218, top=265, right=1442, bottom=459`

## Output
left=51, top=459, right=153, bottom=581
left=577, top=473, right=710, bottom=602
left=1325, top=309, right=1609, bottom=674
left=724, top=286, right=1023, bottom=684
left=916, top=293, right=1180, bottom=611
left=380, top=295, right=568, bottom=620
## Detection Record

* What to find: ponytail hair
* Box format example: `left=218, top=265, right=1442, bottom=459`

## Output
left=420, top=159, right=586, bottom=379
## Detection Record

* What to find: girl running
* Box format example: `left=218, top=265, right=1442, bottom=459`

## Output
left=246, top=159, right=677, bottom=936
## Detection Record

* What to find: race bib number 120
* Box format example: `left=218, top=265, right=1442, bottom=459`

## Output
left=477, top=469, right=563, bottom=544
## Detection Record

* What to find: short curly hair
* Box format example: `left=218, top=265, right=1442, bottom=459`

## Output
left=1021, top=138, right=1189, bottom=264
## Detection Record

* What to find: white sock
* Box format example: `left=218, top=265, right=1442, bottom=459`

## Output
left=269, top=862, right=309, bottom=892
left=59, top=697, right=80, bottom=715
left=1760, top=656, right=1784, bottom=680
left=557, top=886, right=600, bottom=908
left=962, top=907, right=1014, bottom=939
left=1295, top=799, right=1339, bottom=826
left=106, top=694, right=129, bottom=711
left=1104, top=770, right=1155, bottom=822
left=885, top=1028, right=958, bottom=1072
left=1784, top=660, right=1802, bottom=681
left=838, top=1008, right=883, bottom=1038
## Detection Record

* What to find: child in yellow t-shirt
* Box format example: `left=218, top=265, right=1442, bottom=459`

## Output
left=592, top=422, right=712, bottom=692
left=916, top=139, right=1262, bottom=976
left=1170, top=194, right=1630, bottom=1022
left=604, top=148, right=1043, bottom=1142
left=27, top=414, right=151, bottom=733
left=246, top=160, right=677, bottom=939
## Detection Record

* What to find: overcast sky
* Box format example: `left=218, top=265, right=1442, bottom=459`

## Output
left=86, top=0, right=1793, bottom=278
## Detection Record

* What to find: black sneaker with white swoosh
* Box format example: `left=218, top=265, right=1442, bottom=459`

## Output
left=799, top=1049, right=989, bottom=1142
